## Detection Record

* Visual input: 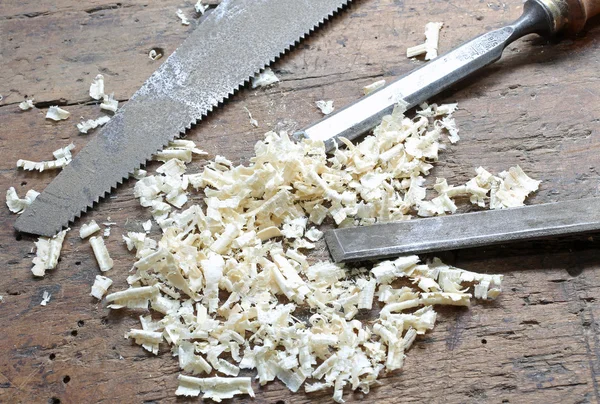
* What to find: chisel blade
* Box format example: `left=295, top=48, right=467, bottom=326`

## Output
left=294, top=0, right=553, bottom=151
left=15, top=0, right=352, bottom=237
left=326, top=198, right=600, bottom=263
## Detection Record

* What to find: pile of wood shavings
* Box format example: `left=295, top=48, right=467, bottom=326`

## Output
left=101, top=104, right=537, bottom=401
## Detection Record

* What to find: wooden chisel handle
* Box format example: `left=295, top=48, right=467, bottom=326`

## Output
left=572, top=0, right=600, bottom=30
left=540, top=0, right=600, bottom=33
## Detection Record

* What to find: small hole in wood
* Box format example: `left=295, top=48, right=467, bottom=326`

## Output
left=21, top=181, right=27, bottom=186
left=77, top=320, right=84, bottom=327
left=481, top=338, right=487, bottom=344
left=49, top=353, right=56, bottom=360
left=15, top=234, right=22, bottom=241
left=276, top=401, right=285, bottom=404
left=63, top=375, right=70, bottom=384
left=48, top=398, right=61, bottom=404
left=75, top=261, right=81, bottom=266
left=71, top=330, right=78, bottom=337
left=149, top=47, right=164, bottom=61
left=101, top=317, right=109, bottom=325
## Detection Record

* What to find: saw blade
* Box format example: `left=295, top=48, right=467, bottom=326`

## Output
left=15, top=0, right=352, bottom=237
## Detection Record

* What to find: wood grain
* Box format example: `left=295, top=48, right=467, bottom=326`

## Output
left=2, top=0, right=600, bottom=403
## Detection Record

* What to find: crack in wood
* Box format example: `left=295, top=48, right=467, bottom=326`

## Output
left=0, top=97, right=130, bottom=110
left=84, top=3, right=137, bottom=15
left=0, top=11, right=52, bottom=21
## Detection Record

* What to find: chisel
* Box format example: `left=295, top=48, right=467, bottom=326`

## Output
left=325, top=198, right=600, bottom=262
left=295, top=0, right=600, bottom=151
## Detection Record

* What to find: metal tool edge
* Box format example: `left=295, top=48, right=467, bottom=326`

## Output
left=326, top=197, right=600, bottom=262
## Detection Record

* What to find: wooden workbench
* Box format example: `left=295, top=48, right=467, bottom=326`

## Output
left=2, top=0, right=600, bottom=402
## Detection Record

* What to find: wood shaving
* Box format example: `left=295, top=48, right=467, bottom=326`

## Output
left=243, top=107, right=258, bottom=127
left=176, top=375, right=255, bottom=401
left=143, top=220, right=152, bottom=233
left=46, top=106, right=70, bottom=121
left=363, top=79, right=386, bottom=95
left=493, top=165, right=541, bottom=209
left=305, top=227, right=323, bottom=242
left=123, top=232, right=157, bottom=258
left=17, top=158, right=67, bottom=172
left=40, top=290, right=51, bottom=306
left=91, top=275, right=113, bottom=299
left=315, top=100, right=334, bottom=115
left=417, top=193, right=457, bottom=217
left=6, top=187, right=39, bottom=214
left=179, top=340, right=212, bottom=374
left=100, top=93, right=118, bottom=113
left=251, top=68, right=279, bottom=89
left=89, top=74, right=105, bottom=100
left=80, top=220, right=101, bottom=239
left=433, top=165, right=540, bottom=211
left=77, top=116, right=111, bottom=134
left=31, top=229, right=69, bottom=277
left=53, top=144, right=75, bottom=160
left=407, top=22, right=443, bottom=60
left=154, top=139, right=207, bottom=163
left=19, top=99, right=35, bottom=110
left=133, top=168, right=147, bottom=179
left=195, top=0, right=208, bottom=14
left=148, top=49, right=163, bottom=60
left=125, top=329, right=162, bottom=354
left=105, top=285, right=159, bottom=309
left=177, top=9, right=190, bottom=25
left=90, top=236, right=114, bottom=271
left=17, top=143, right=75, bottom=172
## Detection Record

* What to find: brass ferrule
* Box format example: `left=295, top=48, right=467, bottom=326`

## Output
left=534, top=0, right=587, bottom=34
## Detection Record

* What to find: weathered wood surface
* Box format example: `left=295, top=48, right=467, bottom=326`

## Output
left=2, top=0, right=600, bottom=403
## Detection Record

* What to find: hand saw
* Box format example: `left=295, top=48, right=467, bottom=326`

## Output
left=15, top=0, right=600, bottom=238
left=14, top=0, right=352, bottom=237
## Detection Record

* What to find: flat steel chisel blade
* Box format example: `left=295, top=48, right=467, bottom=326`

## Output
left=326, top=198, right=600, bottom=263
left=15, top=0, right=352, bottom=237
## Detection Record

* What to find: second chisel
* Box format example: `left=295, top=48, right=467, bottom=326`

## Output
left=326, top=197, right=600, bottom=263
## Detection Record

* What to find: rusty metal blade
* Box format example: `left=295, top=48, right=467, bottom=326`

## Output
left=15, top=0, right=352, bottom=237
